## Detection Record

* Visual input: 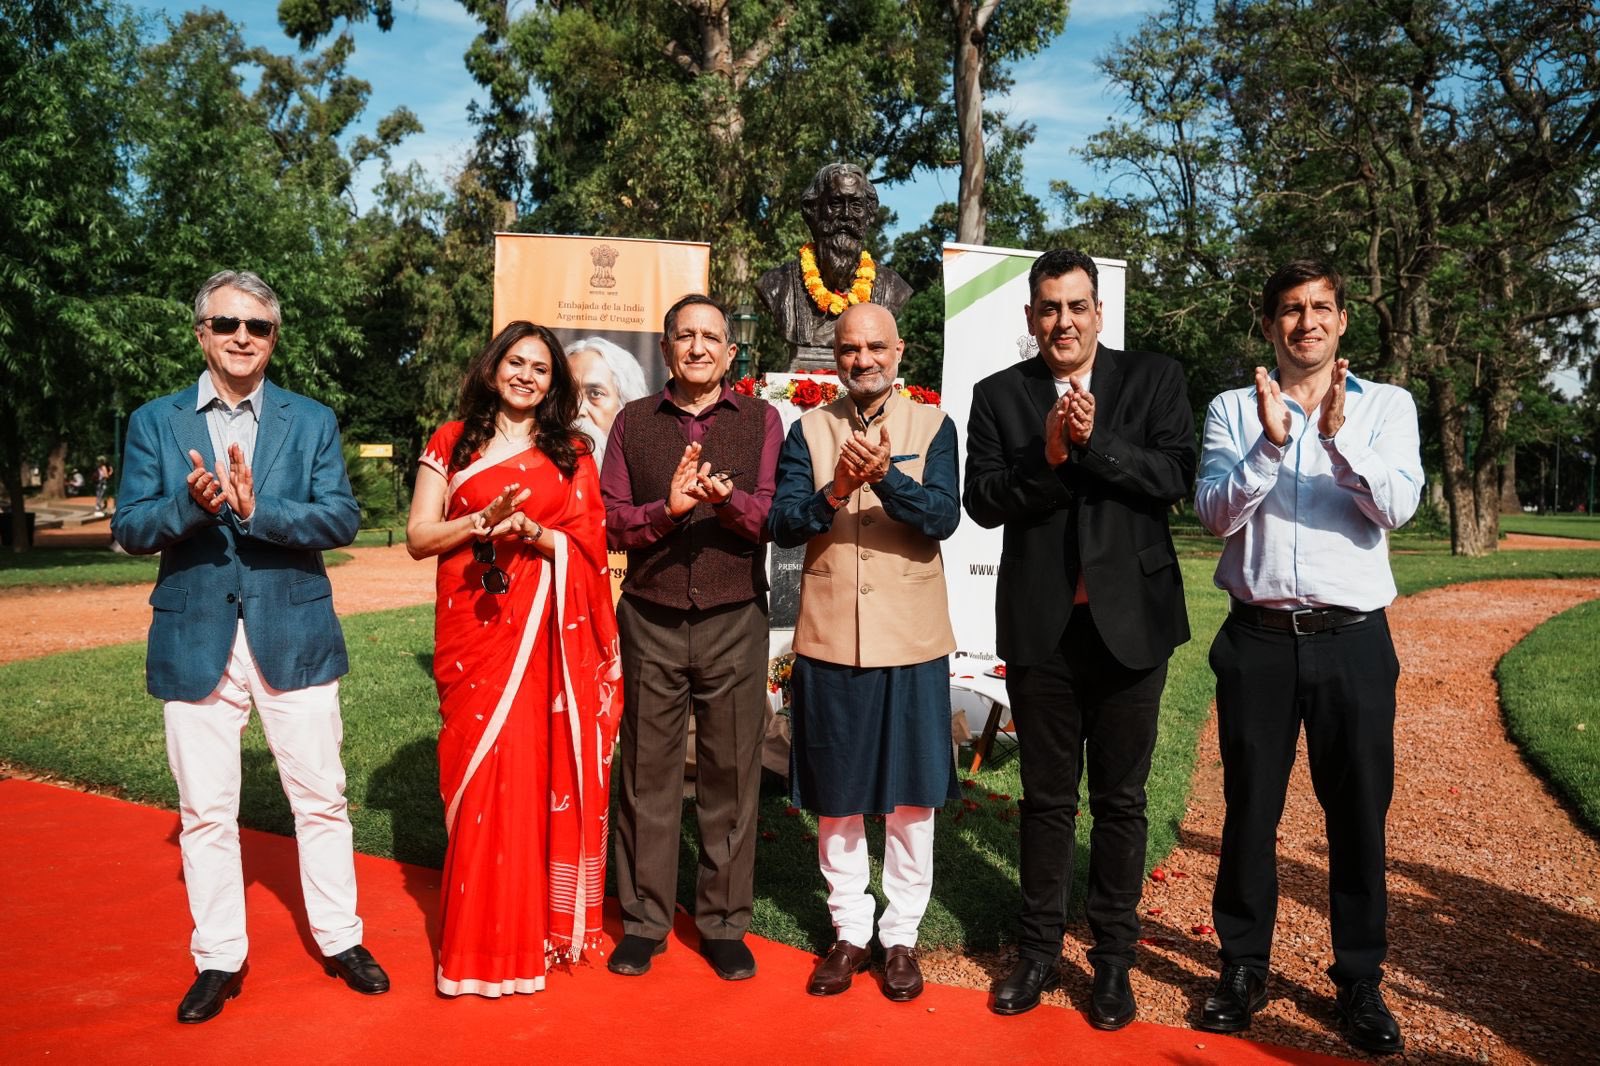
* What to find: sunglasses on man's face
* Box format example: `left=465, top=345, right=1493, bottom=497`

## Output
left=471, top=539, right=510, bottom=594
left=203, top=316, right=276, bottom=339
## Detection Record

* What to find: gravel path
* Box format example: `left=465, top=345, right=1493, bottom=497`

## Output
left=921, top=578, right=1600, bottom=1064
left=0, top=543, right=434, bottom=665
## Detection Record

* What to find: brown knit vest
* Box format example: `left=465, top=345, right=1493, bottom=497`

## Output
left=618, top=394, right=770, bottom=610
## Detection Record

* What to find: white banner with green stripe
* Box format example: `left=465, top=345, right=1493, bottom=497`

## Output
left=940, top=243, right=1126, bottom=665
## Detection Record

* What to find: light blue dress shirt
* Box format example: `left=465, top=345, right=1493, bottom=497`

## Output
left=1195, top=371, right=1424, bottom=611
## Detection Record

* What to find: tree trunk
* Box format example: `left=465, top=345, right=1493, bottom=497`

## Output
left=1431, top=373, right=1498, bottom=555
left=1499, top=448, right=1522, bottom=514
left=40, top=439, right=68, bottom=499
left=951, top=1, right=987, bottom=246
left=0, top=413, right=29, bottom=554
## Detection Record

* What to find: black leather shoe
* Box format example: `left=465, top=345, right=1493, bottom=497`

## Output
left=608, top=934, right=667, bottom=976
left=1336, top=978, right=1404, bottom=1055
left=882, top=945, right=924, bottom=1002
left=701, top=937, right=757, bottom=981
left=1197, top=964, right=1268, bottom=1033
left=177, top=966, right=244, bottom=1024
left=1088, top=962, right=1136, bottom=1030
left=990, top=958, right=1061, bottom=1016
left=323, top=944, right=390, bottom=994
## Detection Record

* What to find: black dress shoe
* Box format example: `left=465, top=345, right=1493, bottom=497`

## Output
left=608, top=934, right=667, bottom=976
left=177, top=966, right=244, bottom=1024
left=1197, top=964, right=1268, bottom=1033
left=324, top=944, right=390, bottom=994
left=701, top=937, right=757, bottom=981
left=991, top=958, right=1061, bottom=1016
left=1088, top=962, right=1136, bottom=1031
left=1336, top=978, right=1404, bottom=1055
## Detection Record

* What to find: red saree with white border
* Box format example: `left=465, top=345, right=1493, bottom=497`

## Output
left=421, top=422, right=621, bottom=996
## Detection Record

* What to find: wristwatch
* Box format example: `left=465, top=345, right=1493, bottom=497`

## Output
left=825, top=489, right=851, bottom=509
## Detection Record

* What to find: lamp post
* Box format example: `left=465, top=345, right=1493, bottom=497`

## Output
left=730, top=304, right=759, bottom=380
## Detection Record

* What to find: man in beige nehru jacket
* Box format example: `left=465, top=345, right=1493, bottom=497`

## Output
left=769, top=302, right=961, bottom=1002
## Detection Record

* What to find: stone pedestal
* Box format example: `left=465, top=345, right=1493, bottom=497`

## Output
left=787, top=345, right=836, bottom=373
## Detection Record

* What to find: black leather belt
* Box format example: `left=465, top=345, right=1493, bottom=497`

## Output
left=1230, top=598, right=1372, bottom=636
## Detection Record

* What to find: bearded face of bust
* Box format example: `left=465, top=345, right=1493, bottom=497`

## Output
left=801, top=164, right=880, bottom=290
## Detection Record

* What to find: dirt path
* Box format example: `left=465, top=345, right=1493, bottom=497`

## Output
left=0, top=544, right=434, bottom=665
left=924, top=578, right=1600, bottom=1064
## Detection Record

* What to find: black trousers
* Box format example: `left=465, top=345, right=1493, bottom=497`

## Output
left=1209, top=610, right=1398, bottom=985
left=1006, top=610, right=1167, bottom=967
left=613, top=594, right=769, bottom=943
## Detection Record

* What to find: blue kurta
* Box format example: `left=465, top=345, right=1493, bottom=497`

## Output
left=770, top=412, right=962, bottom=815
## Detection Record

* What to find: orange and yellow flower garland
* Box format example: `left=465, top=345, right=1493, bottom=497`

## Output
left=799, top=242, right=875, bottom=315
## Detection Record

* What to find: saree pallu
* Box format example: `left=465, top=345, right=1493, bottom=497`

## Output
left=421, top=423, right=621, bottom=996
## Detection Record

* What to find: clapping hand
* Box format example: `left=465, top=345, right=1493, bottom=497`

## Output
left=1044, top=394, right=1072, bottom=466
left=1255, top=366, right=1291, bottom=447
left=1066, top=379, right=1094, bottom=446
left=187, top=449, right=225, bottom=514
left=841, top=425, right=892, bottom=484
left=1319, top=358, right=1348, bottom=440
left=471, top=483, right=531, bottom=537
left=216, top=443, right=255, bottom=520
left=667, top=442, right=705, bottom=518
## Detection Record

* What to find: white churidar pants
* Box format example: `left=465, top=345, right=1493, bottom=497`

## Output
left=816, top=805, right=936, bottom=949
left=163, top=620, right=363, bottom=971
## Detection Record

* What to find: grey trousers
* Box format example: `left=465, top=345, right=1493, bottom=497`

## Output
left=612, top=594, right=769, bottom=942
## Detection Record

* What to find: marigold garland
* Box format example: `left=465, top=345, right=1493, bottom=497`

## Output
left=799, top=242, right=875, bottom=315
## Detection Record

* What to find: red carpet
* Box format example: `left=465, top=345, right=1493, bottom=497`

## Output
left=0, top=778, right=1345, bottom=1064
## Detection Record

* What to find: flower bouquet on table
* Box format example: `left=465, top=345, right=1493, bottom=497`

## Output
left=767, top=653, right=795, bottom=709
left=733, top=373, right=939, bottom=412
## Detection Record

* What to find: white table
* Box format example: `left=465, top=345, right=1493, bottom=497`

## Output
left=948, top=653, right=1014, bottom=772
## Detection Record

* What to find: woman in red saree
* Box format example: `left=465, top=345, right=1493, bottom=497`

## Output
left=406, top=321, right=621, bottom=997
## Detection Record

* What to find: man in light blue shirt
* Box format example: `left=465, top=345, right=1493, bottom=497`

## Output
left=1193, top=260, right=1422, bottom=1056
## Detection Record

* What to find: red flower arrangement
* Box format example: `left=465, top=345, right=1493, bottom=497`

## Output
left=792, top=379, right=825, bottom=408
left=733, top=376, right=759, bottom=396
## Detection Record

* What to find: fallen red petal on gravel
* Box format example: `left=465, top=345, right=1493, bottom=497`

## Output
left=1150, top=868, right=1167, bottom=882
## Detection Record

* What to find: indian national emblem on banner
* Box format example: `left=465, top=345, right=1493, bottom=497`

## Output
left=589, top=244, right=620, bottom=289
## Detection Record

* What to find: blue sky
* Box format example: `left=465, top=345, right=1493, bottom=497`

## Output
left=134, top=0, right=1160, bottom=235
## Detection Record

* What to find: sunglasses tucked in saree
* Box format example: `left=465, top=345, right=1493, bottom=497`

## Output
left=420, top=421, right=621, bottom=997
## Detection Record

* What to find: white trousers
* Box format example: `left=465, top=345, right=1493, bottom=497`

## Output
left=163, top=621, right=363, bottom=970
left=817, top=806, right=936, bottom=949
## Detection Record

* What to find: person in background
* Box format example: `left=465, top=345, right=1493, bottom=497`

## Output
left=94, top=455, right=113, bottom=515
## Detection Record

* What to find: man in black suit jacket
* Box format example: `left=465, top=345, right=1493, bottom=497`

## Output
left=964, top=249, right=1194, bottom=1028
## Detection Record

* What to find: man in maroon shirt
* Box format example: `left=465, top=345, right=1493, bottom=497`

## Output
left=600, top=294, right=783, bottom=982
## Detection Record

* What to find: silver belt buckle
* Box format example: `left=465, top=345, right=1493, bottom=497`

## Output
left=1291, top=608, right=1317, bottom=636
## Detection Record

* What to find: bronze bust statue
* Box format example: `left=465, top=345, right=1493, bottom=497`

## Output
left=757, top=163, right=912, bottom=369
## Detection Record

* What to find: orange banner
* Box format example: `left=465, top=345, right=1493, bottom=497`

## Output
left=493, top=232, right=711, bottom=396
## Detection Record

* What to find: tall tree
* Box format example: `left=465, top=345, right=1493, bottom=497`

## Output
left=944, top=0, right=1068, bottom=245
left=0, top=0, right=145, bottom=548
left=1085, top=0, right=1600, bottom=554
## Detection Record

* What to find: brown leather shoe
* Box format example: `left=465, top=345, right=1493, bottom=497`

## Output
left=806, top=940, right=871, bottom=996
left=882, top=945, right=924, bottom=1002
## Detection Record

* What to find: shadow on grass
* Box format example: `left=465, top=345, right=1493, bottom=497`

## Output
left=366, top=737, right=446, bottom=957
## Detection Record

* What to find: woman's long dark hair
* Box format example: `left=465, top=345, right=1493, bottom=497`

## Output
left=451, top=321, right=588, bottom=478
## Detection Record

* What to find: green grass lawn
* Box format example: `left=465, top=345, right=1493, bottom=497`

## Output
left=5, top=541, right=1600, bottom=953
left=1500, top=513, right=1600, bottom=541
left=0, top=547, right=354, bottom=589
left=1496, top=599, right=1600, bottom=834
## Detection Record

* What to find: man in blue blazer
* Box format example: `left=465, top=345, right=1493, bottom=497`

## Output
left=112, top=270, right=389, bottom=1023
left=965, top=249, right=1194, bottom=1029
